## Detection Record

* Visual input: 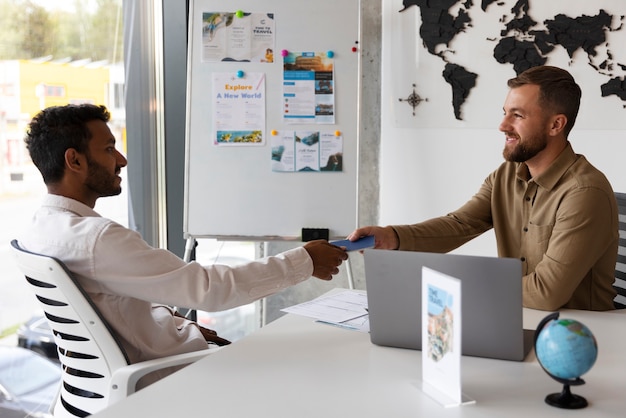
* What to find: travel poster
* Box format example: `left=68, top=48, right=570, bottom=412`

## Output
left=283, top=52, right=335, bottom=124
left=202, top=12, right=275, bottom=63
left=212, top=72, right=266, bottom=146
left=421, top=267, right=462, bottom=406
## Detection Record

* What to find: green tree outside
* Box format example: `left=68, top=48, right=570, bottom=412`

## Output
left=0, top=0, right=123, bottom=62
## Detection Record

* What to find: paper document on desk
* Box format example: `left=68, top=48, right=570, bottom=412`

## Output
left=281, top=290, right=369, bottom=332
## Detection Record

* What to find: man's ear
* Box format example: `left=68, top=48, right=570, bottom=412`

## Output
left=549, top=114, right=567, bottom=136
left=65, top=148, right=85, bottom=173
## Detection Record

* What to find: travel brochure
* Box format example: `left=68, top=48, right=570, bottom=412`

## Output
left=201, top=12, right=275, bottom=63
left=421, top=267, right=473, bottom=407
left=271, top=130, right=343, bottom=172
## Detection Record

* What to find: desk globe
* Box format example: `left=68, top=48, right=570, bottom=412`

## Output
left=534, top=312, right=598, bottom=409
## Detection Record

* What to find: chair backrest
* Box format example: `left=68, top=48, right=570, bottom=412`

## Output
left=11, top=240, right=130, bottom=418
left=615, top=192, right=626, bottom=309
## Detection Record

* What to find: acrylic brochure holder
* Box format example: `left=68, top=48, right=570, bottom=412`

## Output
left=420, top=267, right=476, bottom=407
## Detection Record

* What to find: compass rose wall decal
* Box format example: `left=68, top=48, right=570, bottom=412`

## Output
left=399, top=84, right=428, bottom=116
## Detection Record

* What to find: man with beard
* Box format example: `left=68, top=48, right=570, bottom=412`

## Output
left=349, top=65, right=618, bottom=311
left=18, top=104, right=348, bottom=386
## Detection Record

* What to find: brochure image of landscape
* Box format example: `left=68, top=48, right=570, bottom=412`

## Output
left=216, top=130, right=263, bottom=144
left=427, top=284, right=454, bottom=362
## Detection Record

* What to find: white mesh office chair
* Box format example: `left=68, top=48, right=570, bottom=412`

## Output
left=615, top=192, right=626, bottom=309
left=11, top=240, right=218, bottom=417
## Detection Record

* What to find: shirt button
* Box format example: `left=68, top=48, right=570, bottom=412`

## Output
left=525, top=196, right=531, bottom=201
left=520, top=257, right=526, bottom=262
left=523, top=227, right=528, bottom=232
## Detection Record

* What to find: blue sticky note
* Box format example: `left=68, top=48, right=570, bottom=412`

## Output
left=330, top=235, right=375, bottom=251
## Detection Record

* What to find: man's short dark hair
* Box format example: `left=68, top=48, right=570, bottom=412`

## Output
left=507, top=66, right=581, bottom=137
left=25, top=104, right=111, bottom=184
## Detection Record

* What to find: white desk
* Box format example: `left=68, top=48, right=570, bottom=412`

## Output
left=93, top=300, right=626, bottom=417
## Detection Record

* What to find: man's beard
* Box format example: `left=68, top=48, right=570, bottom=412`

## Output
left=85, top=157, right=122, bottom=197
left=503, top=133, right=547, bottom=163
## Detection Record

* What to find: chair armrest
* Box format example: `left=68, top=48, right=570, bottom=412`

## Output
left=108, top=347, right=221, bottom=404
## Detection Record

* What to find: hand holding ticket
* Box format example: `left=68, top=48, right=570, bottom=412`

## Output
left=330, top=235, right=375, bottom=251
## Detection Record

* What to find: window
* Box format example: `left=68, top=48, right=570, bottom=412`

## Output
left=38, top=83, right=66, bottom=97
left=111, top=82, right=125, bottom=109
left=0, top=0, right=126, bottom=347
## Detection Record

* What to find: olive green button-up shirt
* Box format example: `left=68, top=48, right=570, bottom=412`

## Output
left=393, top=143, right=618, bottom=311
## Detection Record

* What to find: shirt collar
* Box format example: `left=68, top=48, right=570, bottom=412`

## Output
left=515, top=142, right=577, bottom=191
left=42, top=194, right=101, bottom=218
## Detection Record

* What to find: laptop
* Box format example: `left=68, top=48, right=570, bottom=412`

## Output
left=364, top=249, right=533, bottom=361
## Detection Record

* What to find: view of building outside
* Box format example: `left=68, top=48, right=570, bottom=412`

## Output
left=0, top=0, right=126, bottom=339
left=0, top=60, right=126, bottom=197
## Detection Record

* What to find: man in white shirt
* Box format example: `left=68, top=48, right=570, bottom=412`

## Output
left=19, top=103, right=348, bottom=385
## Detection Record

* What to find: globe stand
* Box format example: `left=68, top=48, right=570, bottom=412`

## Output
left=545, top=379, right=587, bottom=409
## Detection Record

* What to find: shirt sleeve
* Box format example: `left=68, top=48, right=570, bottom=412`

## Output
left=86, top=222, right=314, bottom=311
left=392, top=175, right=494, bottom=252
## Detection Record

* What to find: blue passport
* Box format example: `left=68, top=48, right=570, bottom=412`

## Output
left=330, top=235, right=375, bottom=251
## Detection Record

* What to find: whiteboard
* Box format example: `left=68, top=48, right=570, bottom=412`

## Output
left=184, top=0, right=361, bottom=240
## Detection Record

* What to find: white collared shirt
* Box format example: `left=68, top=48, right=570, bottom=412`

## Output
left=19, top=194, right=313, bottom=372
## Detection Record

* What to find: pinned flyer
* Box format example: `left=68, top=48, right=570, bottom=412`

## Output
left=212, top=72, right=266, bottom=146
left=420, top=267, right=474, bottom=407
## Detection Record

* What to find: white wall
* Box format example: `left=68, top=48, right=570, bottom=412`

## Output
left=380, top=0, right=626, bottom=256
